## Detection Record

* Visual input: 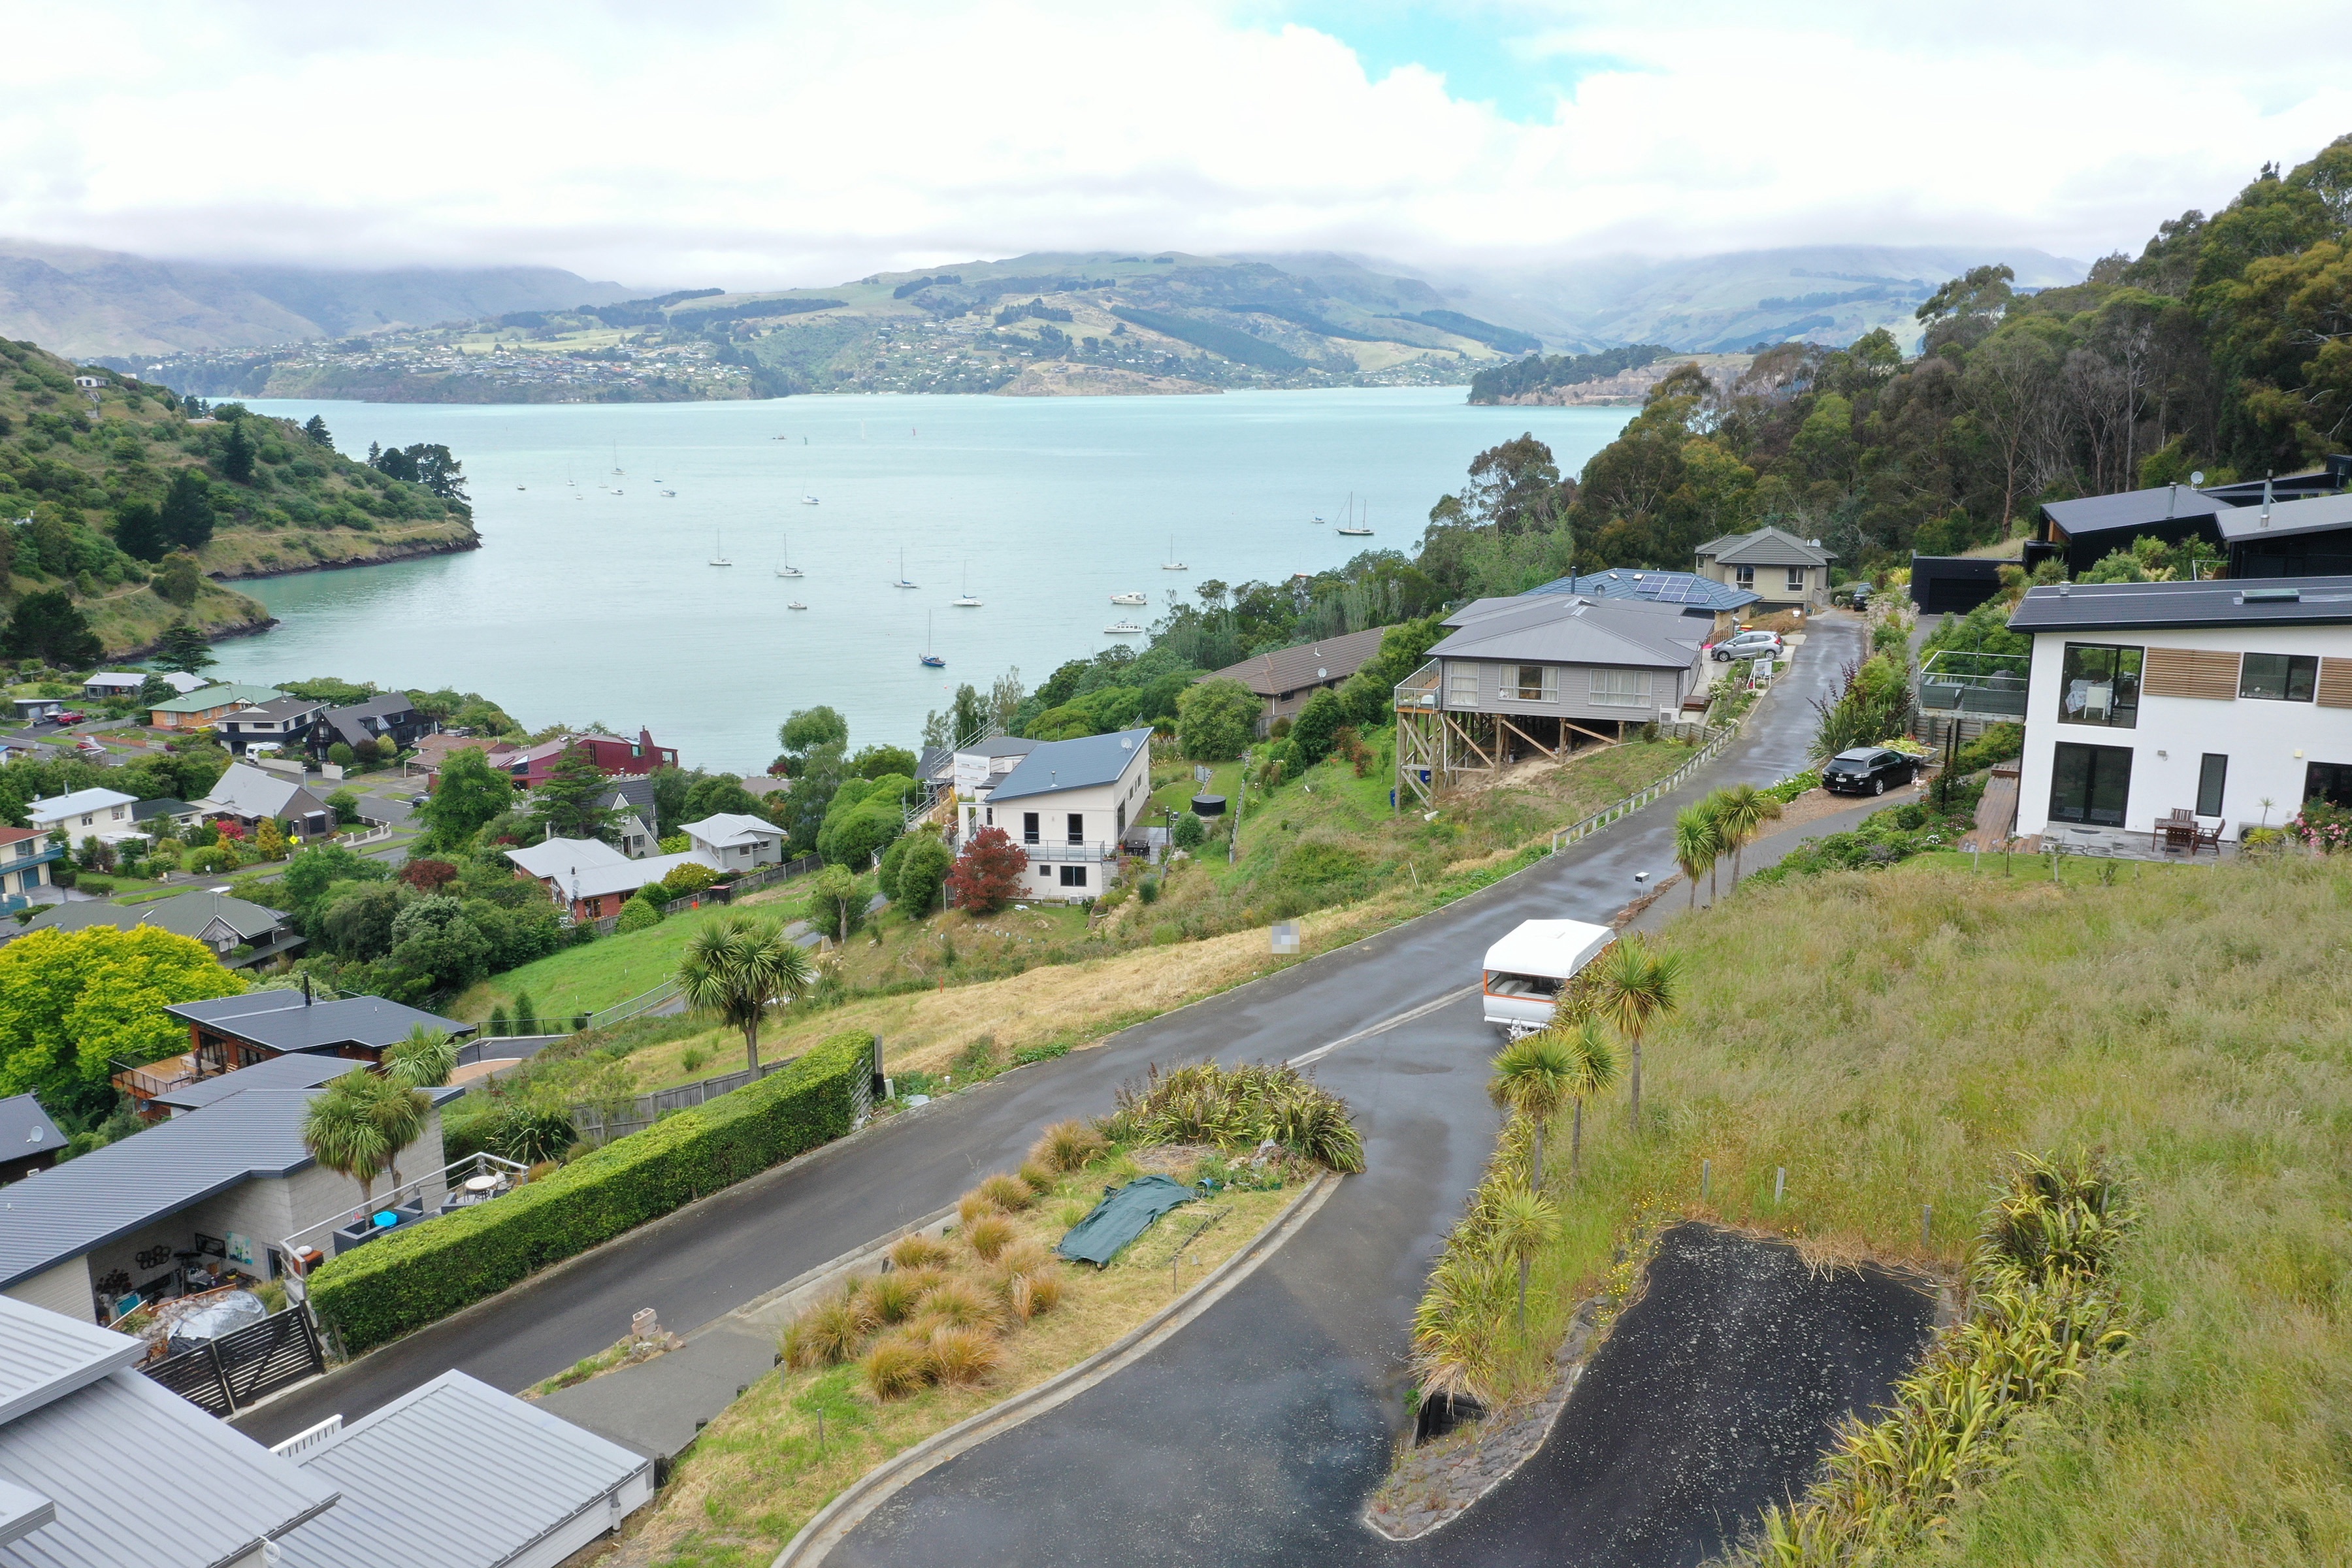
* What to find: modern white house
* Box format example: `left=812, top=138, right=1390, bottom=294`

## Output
left=2008, top=577, right=2352, bottom=843
left=682, top=811, right=786, bottom=868
left=25, top=787, right=137, bottom=840
left=956, top=727, right=1154, bottom=902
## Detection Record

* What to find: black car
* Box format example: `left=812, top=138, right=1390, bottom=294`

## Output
left=1822, top=747, right=1919, bottom=796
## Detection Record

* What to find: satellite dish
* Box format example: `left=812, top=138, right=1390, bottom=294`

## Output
left=2190, top=470, right=2206, bottom=486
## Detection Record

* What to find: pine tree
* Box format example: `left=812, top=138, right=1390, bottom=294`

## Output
left=302, top=414, right=333, bottom=449
left=159, top=469, right=214, bottom=551
left=221, top=422, right=257, bottom=484
left=154, top=624, right=216, bottom=675
left=112, top=499, right=168, bottom=563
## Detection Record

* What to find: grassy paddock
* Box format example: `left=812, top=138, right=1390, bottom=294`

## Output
left=1469, top=853, right=2352, bottom=1562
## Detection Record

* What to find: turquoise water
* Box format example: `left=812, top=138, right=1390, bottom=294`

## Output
left=223, top=390, right=1631, bottom=772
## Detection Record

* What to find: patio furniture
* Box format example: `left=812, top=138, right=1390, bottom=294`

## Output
left=2156, top=808, right=2197, bottom=855
left=2193, top=818, right=2223, bottom=855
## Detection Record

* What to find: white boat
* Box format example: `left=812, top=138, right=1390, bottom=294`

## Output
left=893, top=548, right=917, bottom=589
left=515, top=485, right=526, bottom=491
left=1110, top=591, right=1147, bottom=606
left=661, top=489, right=676, bottom=498
left=1104, top=620, right=1143, bottom=637
left=777, top=534, right=804, bottom=578
left=801, top=495, right=819, bottom=506
left=1162, top=532, right=1187, bottom=571
left=953, top=563, right=981, bottom=607
left=710, top=529, right=733, bottom=567
left=1310, top=514, right=1324, bottom=525
left=1335, top=496, right=1372, bottom=536
left=786, top=600, right=808, bottom=611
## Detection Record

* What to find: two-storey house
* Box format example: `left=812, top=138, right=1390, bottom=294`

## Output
left=217, top=694, right=331, bottom=759
left=2008, top=577, right=2352, bottom=843
left=1693, top=526, right=1836, bottom=613
left=956, top=728, right=1153, bottom=902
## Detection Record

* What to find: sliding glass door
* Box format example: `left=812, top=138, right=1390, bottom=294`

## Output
left=2049, top=742, right=2133, bottom=826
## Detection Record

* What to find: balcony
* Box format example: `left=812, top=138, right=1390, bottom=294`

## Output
left=1016, top=839, right=1124, bottom=862
left=1394, top=659, right=1440, bottom=711
left=1918, top=649, right=2030, bottom=718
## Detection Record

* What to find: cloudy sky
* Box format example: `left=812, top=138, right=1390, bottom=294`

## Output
left=8, top=1, right=2349, bottom=288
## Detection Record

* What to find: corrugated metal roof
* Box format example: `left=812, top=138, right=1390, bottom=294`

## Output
left=147, top=683, right=285, bottom=715
left=0, top=1098, right=63, bottom=1172
left=0, top=1297, right=144, bottom=1428
left=2007, top=576, right=2352, bottom=632
left=2041, top=485, right=2234, bottom=540
left=0, top=1365, right=336, bottom=1568
left=0, top=1085, right=461, bottom=1292
left=17, top=889, right=287, bottom=945
left=984, top=728, right=1153, bottom=804
left=280, top=1371, right=649, bottom=1568
left=144, top=1054, right=357, bottom=1113
left=1203, top=625, right=1388, bottom=698
left=0, top=1475, right=54, bottom=1549
left=2215, top=491, right=2352, bottom=542
left=193, top=763, right=319, bottom=821
left=162, top=992, right=471, bottom=1054
left=23, top=790, right=135, bottom=823
left=1428, top=595, right=1703, bottom=670
left=683, top=812, right=782, bottom=849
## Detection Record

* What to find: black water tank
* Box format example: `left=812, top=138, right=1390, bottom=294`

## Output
left=1190, top=793, right=1226, bottom=817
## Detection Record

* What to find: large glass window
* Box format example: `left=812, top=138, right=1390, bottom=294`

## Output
left=2058, top=643, right=2142, bottom=728
left=2049, top=742, right=2133, bottom=826
left=1590, top=669, right=1650, bottom=708
left=2308, top=761, right=2352, bottom=809
left=2197, top=754, right=2229, bottom=818
left=1512, top=664, right=1557, bottom=702
left=2240, top=653, right=2317, bottom=702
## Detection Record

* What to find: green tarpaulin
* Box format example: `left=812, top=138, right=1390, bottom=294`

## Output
left=1055, top=1173, right=1198, bottom=1267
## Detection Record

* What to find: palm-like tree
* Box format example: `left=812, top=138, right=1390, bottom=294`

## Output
left=302, top=1073, right=393, bottom=1214
left=1560, top=1017, right=1620, bottom=1185
left=1673, top=804, right=1723, bottom=909
left=1488, top=1030, right=1576, bottom=1184
left=678, top=913, right=817, bottom=1073
left=1491, top=1181, right=1560, bottom=1334
left=1595, top=936, right=1686, bottom=1131
left=384, top=1026, right=458, bottom=1089
left=1712, top=782, right=1784, bottom=888
left=359, top=1071, right=432, bottom=1198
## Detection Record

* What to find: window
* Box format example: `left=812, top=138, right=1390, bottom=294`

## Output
left=2197, top=754, right=2229, bottom=819
left=1446, top=665, right=1479, bottom=707
left=2239, top=653, right=2317, bottom=702
left=1116, top=802, right=1126, bottom=833
left=1512, top=665, right=1557, bottom=702
left=2308, top=761, right=2352, bottom=810
left=2057, top=643, right=2142, bottom=728
left=1590, top=669, right=1651, bottom=708
left=1067, top=812, right=1085, bottom=845
left=1735, top=565, right=1754, bottom=588
left=2048, top=742, right=2133, bottom=826
left=1022, top=811, right=1040, bottom=844
left=1786, top=567, right=1806, bottom=593
left=1059, top=865, right=1088, bottom=887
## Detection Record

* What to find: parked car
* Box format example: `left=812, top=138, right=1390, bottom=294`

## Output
left=52, top=710, right=86, bottom=726
left=1822, top=746, right=1921, bottom=796
left=1711, top=629, right=1784, bottom=662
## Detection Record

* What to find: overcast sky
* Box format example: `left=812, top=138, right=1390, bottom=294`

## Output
left=8, top=1, right=2349, bottom=289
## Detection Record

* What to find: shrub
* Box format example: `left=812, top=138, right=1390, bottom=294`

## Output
left=862, top=1331, right=932, bottom=1399
left=309, top=1030, right=874, bottom=1352
left=661, top=862, right=717, bottom=899
left=956, top=1191, right=999, bottom=1226
left=1015, top=1267, right=1062, bottom=1317
left=860, top=1269, right=925, bottom=1325
left=889, top=1233, right=953, bottom=1271
left=927, top=1324, right=1001, bottom=1386
left=679, top=1046, right=708, bottom=1073
left=1018, top=1160, right=1057, bottom=1192
left=1171, top=813, right=1207, bottom=851
left=963, top=1214, right=1017, bottom=1262
left=894, top=832, right=955, bottom=917
left=945, top=826, right=1027, bottom=914
left=918, top=1278, right=998, bottom=1329
left=781, top=1289, right=873, bottom=1369
left=614, top=894, right=662, bottom=932
left=1013, top=1041, right=1071, bottom=1066
left=1032, top=1119, right=1108, bottom=1172
left=327, top=741, right=355, bottom=768
left=1951, top=721, right=2023, bottom=775
left=977, top=1173, right=1032, bottom=1212
left=1101, top=1060, right=1365, bottom=1173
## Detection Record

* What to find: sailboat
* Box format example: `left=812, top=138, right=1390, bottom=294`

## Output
left=1161, top=532, right=1188, bottom=571
left=709, top=529, right=733, bottom=566
left=777, top=534, right=804, bottom=578
left=953, top=564, right=981, bottom=608
left=920, top=613, right=945, bottom=668
left=1336, top=496, right=1373, bottom=537
left=893, top=549, right=918, bottom=589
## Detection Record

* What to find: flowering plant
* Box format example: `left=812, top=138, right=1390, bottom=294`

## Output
left=2291, top=799, right=2352, bottom=854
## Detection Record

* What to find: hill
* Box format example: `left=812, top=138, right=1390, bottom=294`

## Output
left=0, top=338, right=478, bottom=657
left=0, top=238, right=630, bottom=359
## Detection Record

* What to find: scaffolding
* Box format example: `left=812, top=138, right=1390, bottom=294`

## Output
left=1393, top=661, right=1631, bottom=812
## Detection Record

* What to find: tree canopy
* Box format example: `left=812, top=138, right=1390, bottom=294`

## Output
left=0, top=926, right=244, bottom=1115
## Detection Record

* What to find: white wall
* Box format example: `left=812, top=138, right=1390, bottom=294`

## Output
left=2016, top=623, right=2352, bottom=840
left=964, top=743, right=1152, bottom=902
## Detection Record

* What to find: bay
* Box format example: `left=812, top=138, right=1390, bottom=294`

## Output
left=221, top=389, right=1632, bottom=773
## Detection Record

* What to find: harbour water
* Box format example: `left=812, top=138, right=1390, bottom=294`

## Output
left=221, top=389, right=1632, bottom=772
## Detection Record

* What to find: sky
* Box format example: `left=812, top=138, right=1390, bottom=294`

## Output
left=7, top=1, right=2351, bottom=289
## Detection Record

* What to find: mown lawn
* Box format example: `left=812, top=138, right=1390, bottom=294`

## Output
left=1469, top=851, right=2352, bottom=1564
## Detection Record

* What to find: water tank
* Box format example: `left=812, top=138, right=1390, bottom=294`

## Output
left=1190, top=794, right=1226, bottom=817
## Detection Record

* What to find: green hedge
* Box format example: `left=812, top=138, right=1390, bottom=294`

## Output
left=310, top=1030, right=875, bottom=1353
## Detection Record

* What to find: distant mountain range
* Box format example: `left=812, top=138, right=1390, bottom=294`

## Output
left=0, top=239, right=629, bottom=358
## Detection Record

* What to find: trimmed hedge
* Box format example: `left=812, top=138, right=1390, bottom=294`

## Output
left=310, top=1030, right=875, bottom=1353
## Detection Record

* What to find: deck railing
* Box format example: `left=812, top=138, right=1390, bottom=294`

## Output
left=1917, top=649, right=2031, bottom=717
left=1393, top=660, right=1441, bottom=711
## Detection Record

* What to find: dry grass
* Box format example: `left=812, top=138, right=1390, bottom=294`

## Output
left=1448, top=852, right=2352, bottom=1565
left=606, top=1155, right=1294, bottom=1567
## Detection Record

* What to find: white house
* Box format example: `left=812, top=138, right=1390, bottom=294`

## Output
left=504, top=836, right=723, bottom=921
left=2008, top=577, right=2352, bottom=843
left=682, top=811, right=785, bottom=868
left=26, top=787, right=137, bottom=839
left=957, top=727, right=1154, bottom=902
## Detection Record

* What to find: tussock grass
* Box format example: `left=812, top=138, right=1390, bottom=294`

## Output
left=1427, top=853, right=2352, bottom=1565
left=885, top=1233, right=951, bottom=1271
left=977, top=1173, right=1034, bottom=1212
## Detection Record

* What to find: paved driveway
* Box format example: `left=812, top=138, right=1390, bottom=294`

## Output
left=240, top=613, right=1870, bottom=1540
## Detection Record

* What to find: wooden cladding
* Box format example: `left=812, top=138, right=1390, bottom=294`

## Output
left=2319, top=657, right=2352, bottom=710
left=2142, top=646, right=2241, bottom=700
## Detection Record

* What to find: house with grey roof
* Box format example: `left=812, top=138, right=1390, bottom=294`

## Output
left=321, top=691, right=429, bottom=756
left=190, top=762, right=337, bottom=841
left=0, top=1095, right=63, bottom=1186
left=0, top=1077, right=459, bottom=1326
left=956, top=728, right=1153, bottom=902
left=217, top=694, right=330, bottom=760
left=682, top=811, right=784, bottom=870
left=1525, top=566, right=1759, bottom=639
left=149, top=991, right=475, bottom=1096
left=24, top=787, right=135, bottom=841
left=1693, top=525, right=1837, bottom=612
left=0, top=1294, right=338, bottom=1568
left=1395, top=593, right=1710, bottom=805
left=1201, top=625, right=1390, bottom=737
left=505, top=836, right=725, bottom=922
left=597, top=776, right=660, bottom=857
left=7, top=887, right=301, bottom=969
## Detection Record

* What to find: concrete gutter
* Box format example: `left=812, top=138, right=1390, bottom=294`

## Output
left=772, top=1171, right=1341, bottom=1567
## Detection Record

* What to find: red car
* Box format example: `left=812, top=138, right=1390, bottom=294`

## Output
left=52, top=710, right=86, bottom=725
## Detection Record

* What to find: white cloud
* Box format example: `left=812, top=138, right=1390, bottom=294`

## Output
left=1, top=0, right=2346, bottom=286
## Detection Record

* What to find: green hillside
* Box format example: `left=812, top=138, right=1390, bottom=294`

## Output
left=0, top=337, right=478, bottom=657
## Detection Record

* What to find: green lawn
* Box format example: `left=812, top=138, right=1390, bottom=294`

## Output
left=454, top=906, right=733, bottom=1023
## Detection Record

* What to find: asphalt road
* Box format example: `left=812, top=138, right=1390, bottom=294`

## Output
left=237, top=612, right=1869, bottom=1492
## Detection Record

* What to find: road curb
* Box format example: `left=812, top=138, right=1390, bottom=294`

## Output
left=772, top=1170, right=1342, bottom=1568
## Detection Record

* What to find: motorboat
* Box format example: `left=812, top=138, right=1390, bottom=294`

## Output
left=1110, top=591, right=1147, bottom=606
left=1103, top=620, right=1143, bottom=637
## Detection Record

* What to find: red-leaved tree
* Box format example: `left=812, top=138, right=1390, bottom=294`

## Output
left=945, top=826, right=1027, bottom=914
left=399, top=858, right=460, bottom=893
